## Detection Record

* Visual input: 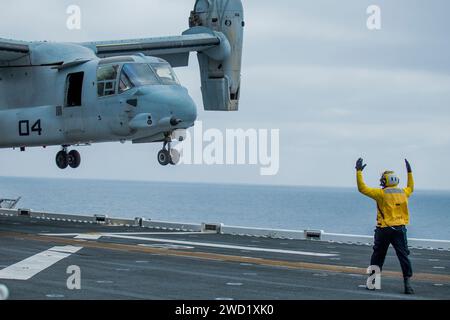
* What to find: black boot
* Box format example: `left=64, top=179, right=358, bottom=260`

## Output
left=404, top=277, right=414, bottom=294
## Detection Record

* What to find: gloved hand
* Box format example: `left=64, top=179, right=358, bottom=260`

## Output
left=356, top=158, right=367, bottom=171
left=405, top=159, right=412, bottom=173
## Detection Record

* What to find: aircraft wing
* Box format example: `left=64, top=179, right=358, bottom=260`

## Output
left=0, top=0, right=244, bottom=112
left=0, top=39, right=30, bottom=66
left=81, top=33, right=220, bottom=67
left=78, top=0, right=245, bottom=112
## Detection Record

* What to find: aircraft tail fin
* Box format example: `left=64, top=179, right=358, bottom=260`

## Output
left=184, top=0, right=244, bottom=111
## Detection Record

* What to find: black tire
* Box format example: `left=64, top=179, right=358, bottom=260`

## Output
left=56, top=151, right=68, bottom=170
left=158, top=150, right=170, bottom=166
left=68, top=150, right=81, bottom=169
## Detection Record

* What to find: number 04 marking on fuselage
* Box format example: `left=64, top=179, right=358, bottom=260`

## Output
left=18, top=119, right=43, bottom=136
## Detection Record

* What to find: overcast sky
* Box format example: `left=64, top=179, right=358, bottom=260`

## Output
left=1, top=0, right=450, bottom=190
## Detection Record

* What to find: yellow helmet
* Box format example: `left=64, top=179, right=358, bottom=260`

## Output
left=380, top=171, right=400, bottom=188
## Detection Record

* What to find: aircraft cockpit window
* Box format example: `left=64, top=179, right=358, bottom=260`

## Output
left=97, top=64, right=119, bottom=97
left=150, top=63, right=180, bottom=85
left=121, top=63, right=159, bottom=89
left=119, top=71, right=133, bottom=94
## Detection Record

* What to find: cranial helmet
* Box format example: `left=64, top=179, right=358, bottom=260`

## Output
left=380, top=171, right=400, bottom=188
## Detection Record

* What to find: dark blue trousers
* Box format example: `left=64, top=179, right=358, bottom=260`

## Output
left=370, top=226, right=413, bottom=278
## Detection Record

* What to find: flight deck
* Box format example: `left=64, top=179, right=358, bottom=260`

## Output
left=0, top=211, right=449, bottom=300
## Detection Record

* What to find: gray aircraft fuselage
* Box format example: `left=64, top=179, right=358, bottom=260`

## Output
left=0, top=0, right=244, bottom=168
left=0, top=48, right=196, bottom=149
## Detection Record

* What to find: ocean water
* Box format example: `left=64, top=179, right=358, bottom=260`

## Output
left=0, top=176, right=449, bottom=240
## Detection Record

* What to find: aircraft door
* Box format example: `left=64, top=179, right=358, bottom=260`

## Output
left=63, top=72, right=86, bottom=141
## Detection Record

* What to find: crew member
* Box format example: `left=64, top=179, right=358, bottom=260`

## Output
left=355, top=158, right=415, bottom=294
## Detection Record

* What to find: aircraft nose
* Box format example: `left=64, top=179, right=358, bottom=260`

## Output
left=138, top=86, right=197, bottom=129
left=170, top=89, right=197, bottom=127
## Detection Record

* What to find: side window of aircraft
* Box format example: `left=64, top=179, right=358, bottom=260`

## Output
left=66, top=72, right=84, bottom=107
left=119, top=70, right=134, bottom=94
left=150, top=63, right=180, bottom=85
left=97, top=64, right=119, bottom=97
left=120, top=63, right=159, bottom=91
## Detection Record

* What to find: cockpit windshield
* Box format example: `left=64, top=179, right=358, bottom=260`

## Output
left=119, top=63, right=180, bottom=93
left=150, top=63, right=180, bottom=85
left=121, top=64, right=159, bottom=88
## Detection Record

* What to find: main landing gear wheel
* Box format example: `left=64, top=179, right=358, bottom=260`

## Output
left=56, top=150, right=68, bottom=170
left=55, top=148, right=81, bottom=170
left=68, top=150, right=81, bottom=169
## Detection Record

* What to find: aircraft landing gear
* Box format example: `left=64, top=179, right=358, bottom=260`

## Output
left=56, top=150, right=68, bottom=169
left=157, top=140, right=180, bottom=166
left=68, top=150, right=81, bottom=169
left=56, top=147, right=81, bottom=169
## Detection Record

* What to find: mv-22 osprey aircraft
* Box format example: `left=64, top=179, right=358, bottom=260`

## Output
left=0, top=0, right=244, bottom=169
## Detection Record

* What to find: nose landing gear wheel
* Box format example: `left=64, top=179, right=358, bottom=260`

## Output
left=158, top=137, right=180, bottom=166
left=158, top=149, right=171, bottom=166
left=56, top=151, right=68, bottom=170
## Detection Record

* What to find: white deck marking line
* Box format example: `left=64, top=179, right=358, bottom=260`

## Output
left=49, top=245, right=83, bottom=254
left=103, top=234, right=338, bottom=257
left=39, top=232, right=337, bottom=257
left=41, top=231, right=209, bottom=237
left=0, top=246, right=83, bottom=280
left=137, top=244, right=195, bottom=250
left=105, top=232, right=216, bottom=236
left=40, top=233, right=97, bottom=237
left=75, top=234, right=102, bottom=240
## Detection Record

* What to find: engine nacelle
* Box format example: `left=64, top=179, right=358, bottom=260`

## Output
left=187, top=0, right=244, bottom=111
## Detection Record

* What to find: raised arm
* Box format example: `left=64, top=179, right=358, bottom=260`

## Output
left=404, top=159, right=414, bottom=197
left=355, top=158, right=383, bottom=200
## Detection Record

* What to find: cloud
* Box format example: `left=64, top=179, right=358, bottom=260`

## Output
left=246, top=7, right=366, bottom=42
left=246, top=63, right=450, bottom=93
